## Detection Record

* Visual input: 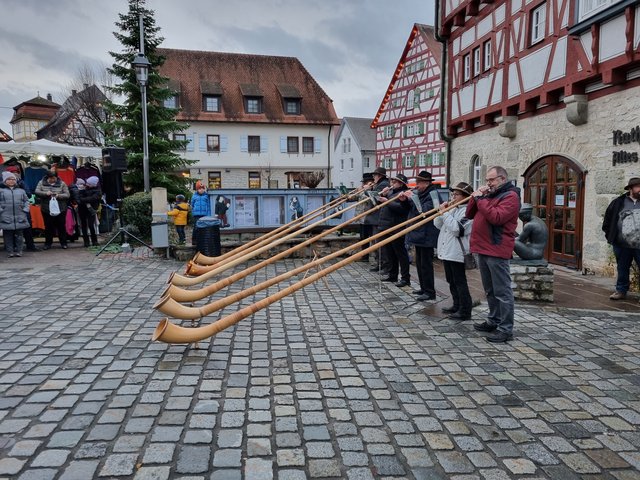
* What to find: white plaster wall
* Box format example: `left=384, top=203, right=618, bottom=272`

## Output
left=181, top=122, right=335, bottom=188
left=449, top=85, right=640, bottom=272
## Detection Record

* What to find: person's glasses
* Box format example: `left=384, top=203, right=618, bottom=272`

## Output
left=485, top=176, right=503, bottom=183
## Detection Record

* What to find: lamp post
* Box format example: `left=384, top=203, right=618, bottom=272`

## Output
left=133, top=52, right=151, bottom=193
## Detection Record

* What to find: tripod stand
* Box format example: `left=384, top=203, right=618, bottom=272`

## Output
left=95, top=203, right=152, bottom=256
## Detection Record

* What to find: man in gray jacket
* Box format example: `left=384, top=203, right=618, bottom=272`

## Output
left=364, top=167, right=390, bottom=272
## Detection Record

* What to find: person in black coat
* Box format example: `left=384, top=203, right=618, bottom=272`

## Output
left=602, top=176, right=640, bottom=300
left=378, top=174, right=412, bottom=287
left=364, top=166, right=391, bottom=273
left=400, top=171, right=441, bottom=301
left=77, top=176, right=102, bottom=247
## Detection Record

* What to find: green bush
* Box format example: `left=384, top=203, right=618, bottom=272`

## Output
left=120, top=192, right=152, bottom=240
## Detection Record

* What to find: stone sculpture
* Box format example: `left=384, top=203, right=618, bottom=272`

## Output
left=514, top=203, right=548, bottom=261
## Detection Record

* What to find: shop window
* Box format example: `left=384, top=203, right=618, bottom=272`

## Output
left=248, top=171, right=261, bottom=189
left=208, top=171, right=221, bottom=189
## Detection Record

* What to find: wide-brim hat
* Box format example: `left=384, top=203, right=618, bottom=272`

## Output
left=415, top=170, right=433, bottom=182
left=624, top=177, right=640, bottom=190
left=361, top=172, right=374, bottom=182
left=450, top=182, right=473, bottom=196
left=372, top=167, right=387, bottom=177
left=391, top=173, right=408, bottom=186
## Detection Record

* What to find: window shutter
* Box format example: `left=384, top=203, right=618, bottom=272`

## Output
left=403, top=126, right=407, bottom=137
left=260, top=136, right=268, bottom=153
left=280, top=136, right=287, bottom=153
left=418, top=123, right=425, bottom=135
left=314, top=137, right=321, bottom=153
left=240, top=135, right=248, bottom=152
left=220, top=135, right=228, bottom=152
left=187, top=134, right=194, bottom=152
left=199, top=135, right=206, bottom=152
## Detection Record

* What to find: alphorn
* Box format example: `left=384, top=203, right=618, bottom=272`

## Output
left=169, top=197, right=370, bottom=287
left=185, top=190, right=404, bottom=277
left=153, top=196, right=471, bottom=343
left=155, top=203, right=440, bottom=316
left=192, top=186, right=365, bottom=266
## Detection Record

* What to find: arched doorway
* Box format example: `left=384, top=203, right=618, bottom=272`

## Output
left=522, top=156, right=586, bottom=269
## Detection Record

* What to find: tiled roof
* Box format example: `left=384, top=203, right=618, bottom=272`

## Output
left=158, top=48, right=339, bottom=125
left=11, top=95, right=60, bottom=123
left=37, top=85, right=106, bottom=139
left=0, top=128, right=12, bottom=142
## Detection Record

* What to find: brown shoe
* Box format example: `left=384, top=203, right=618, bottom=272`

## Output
left=609, top=291, right=626, bottom=300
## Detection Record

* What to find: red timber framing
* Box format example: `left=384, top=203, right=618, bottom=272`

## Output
left=438, top=0, right=640, bottom=136
left=371, top=24, right=447, bottom=183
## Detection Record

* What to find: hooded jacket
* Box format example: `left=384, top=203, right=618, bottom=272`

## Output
left=465, top=181, right=520, bottom=259
left=168, top=201, right=191, bottom=226
left=0, top=183, right=30, bottom=231
left=434, top=205, right=472, bottom=263
left=364, top=178, right=390, bottom=226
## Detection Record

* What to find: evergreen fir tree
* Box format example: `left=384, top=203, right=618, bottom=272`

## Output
left=103, top=0, right=193, bottom=195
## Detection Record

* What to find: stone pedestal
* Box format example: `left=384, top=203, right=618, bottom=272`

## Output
left=510, top=261, right=554, bottom=302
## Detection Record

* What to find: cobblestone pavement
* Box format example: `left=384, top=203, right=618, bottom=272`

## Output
left=1, top=255, right=639, bottom=480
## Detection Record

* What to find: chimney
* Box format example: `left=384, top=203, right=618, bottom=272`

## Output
left=83, top=83, right=89, bottom=90
left=46, top=93, right=52, bottom=101
left=72, top=90, right=77, bottom=96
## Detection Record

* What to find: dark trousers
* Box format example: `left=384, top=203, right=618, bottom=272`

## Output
left=443, top=259, right=472, bottom=315
left=176, top=225, right=186, bottom=243
left=415, top=246, right=436, bottom=297
left=612, top=244, right=640, bottom=293
left=383, top=234, right=410, bottom=282
left=79, top=210, right=98, bottom=246
left=43, top=211, right=67, bottom=246
left=360, top=224, right=374, bottom=260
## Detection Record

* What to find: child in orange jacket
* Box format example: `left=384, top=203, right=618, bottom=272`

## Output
left=167, top=194, right=190, bottom=243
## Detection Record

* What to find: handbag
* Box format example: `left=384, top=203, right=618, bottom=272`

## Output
left=49, top=197, right=61, bottom=216
left=456, top=236, right=477, bottom=270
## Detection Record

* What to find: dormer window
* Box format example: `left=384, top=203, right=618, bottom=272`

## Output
left=164, top=94, right=179, bottom=109
left=284, top=99, right=301, bottom=115
left=245, top=97, right=263, bottom=114
left=203, top=95, right=220, bottom=112
left=276, top=84, right=302, bottom=116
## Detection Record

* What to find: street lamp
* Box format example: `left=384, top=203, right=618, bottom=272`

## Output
left=133, top=52, right=151, bottom=193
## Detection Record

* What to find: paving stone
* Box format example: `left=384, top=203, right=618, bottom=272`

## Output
left=503, top=457, right=537, bottom=474
left=308, top=459, right=341, bottom=477
left=31, top=449, right=70, bottom=467
left=176, top=446, right=210, bottom=473
left=0, top=457, right=26, bottom=475
left=142, top=443, right=175, bottom=464
left=98, top=453, right=137, bottom=476
left=434, top=451, right=474, bottom=473
left=131, top=466, right=171, bottom=480
left=59, top=460, right=100, bottom=480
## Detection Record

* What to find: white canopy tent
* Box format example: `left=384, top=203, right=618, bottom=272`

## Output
left=0, top=139, right=102, bottom=159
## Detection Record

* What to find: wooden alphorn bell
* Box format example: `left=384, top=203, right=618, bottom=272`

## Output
left=168, top=196, right=371, bottom=287
left=191, top=186, right=366, bottom=267
left=160, top=195, right=430, bottom=302
left=152, top=195, right=471, bottom=344
left=155, top=204, right=441, bottom=316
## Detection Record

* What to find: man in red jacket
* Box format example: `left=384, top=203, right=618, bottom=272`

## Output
left=466, top=166, right=520, bottom=343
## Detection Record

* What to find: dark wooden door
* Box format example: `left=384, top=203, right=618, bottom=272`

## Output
left=523, top=156, right=585, bottom=269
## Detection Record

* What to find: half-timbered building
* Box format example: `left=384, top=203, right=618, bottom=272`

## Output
left=333, top=117, right=376, bottom=188
left=437, top=0, right=640, bottom=271
left=372, top=24, right=447, bottom=183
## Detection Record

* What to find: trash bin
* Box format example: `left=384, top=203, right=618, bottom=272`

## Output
left=194, top=216, right=222, bottom=256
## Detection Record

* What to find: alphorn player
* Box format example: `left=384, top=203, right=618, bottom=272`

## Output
left=378, top=173, right=412, bottom=288
left=364, top=166, right=390, bottom=273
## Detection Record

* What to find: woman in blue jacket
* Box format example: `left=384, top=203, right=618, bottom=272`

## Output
left=190, top=185, right=211, bottom=244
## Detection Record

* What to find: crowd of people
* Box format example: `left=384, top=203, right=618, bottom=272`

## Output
left=0, top=169, right=102, bottom=257
left=356, top=165, right=520, bottom=343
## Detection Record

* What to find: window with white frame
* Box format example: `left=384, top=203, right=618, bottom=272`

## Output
left=483, top=40, right=492, bottom=71
left=347, top=138, right=351, bottom=153
left=403, top=154, right=414, bottom=168
left=363, top=157, right=370, bottom=168
left=206, top=134, right=220, bottom=152
left=407, top=90, right=415, bottom=110
left=340, top=159, right=344, bottom=170
left=202, top=95, right=220, bottom=112
left=384, top=125, right=395, bottom=138
left=342, top=138, right=347, bottom=153
left=413, top=88, right=421, bottom=108
left=473, top=47, right=481, bottom=77
left=383, top=157, right=393, bottom=169
left=530, top=3, right=546, bottom=45
left=164, top=94, right=179, bottom=109
left=432, top=152, right=441, bottom=166
left=463, top=54, right=471, bottom=82
left=472, top=155, right=482, bottom=190
left=578, top=0, right=616, bottom=21
left=350, top=158, right=354, bottom=169
left=418, top=153, right=427, bottom=167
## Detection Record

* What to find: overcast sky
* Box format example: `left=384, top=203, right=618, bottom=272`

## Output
left=0, top=0, right=434, bottom=137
